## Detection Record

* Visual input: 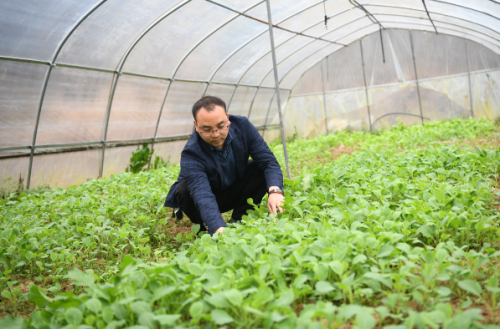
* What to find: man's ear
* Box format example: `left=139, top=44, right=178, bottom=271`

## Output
left=193, top=120, right=197, bottom=131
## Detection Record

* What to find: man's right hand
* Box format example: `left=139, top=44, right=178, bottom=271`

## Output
left=215, top=227, right=224, bottom=235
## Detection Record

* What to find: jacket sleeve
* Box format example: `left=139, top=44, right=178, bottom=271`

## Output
left=244, top=119, right=284, bottom=189
left=180, top=155, right=227, bottom=235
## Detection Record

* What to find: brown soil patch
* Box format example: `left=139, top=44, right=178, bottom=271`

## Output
left=428, top=133, right=500, bottom=151
left=330, top=143, right=359, bottom=159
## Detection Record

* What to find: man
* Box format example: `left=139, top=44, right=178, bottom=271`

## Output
left=164, top=96, right=284, bottom=235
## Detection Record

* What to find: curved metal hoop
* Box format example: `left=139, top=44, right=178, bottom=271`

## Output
left=26, top=0, right=108, bottom=189
left=371, top=113, right=431, bottom=127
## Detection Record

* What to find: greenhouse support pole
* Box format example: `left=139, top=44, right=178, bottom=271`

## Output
left=409, top=30, right=424, bottom=125
left=359, top=40, right=372, bottom=132
left=265, top=0, right=291, bottom=179
left=26, top=67, right=52, bottom=190
left=148, top=80, right=173, bottom=169
left=320, top=60, right=329, bottom=134
left=262, top=90, right=276, bottom=139
left=465, top=39, right=474, bottom=117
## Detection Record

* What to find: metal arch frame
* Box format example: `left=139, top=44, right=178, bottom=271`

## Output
left=422, top=0, right=439, bottom=34
left=149, top=0, right=266, bottom=162
left=264, top=24, right=380, bottom=128
left=254, top=11, right=500, bottom=126
left=429, top=0, right=500, bottom=21
left=273, top=23, right=379, bottom=89
left=465, top=39, right=474, bottom=118
left=199, top=0, right=347, bottom=109
left=242, top=15, right=372, bottom=120
left=371, top=113, right=431, bottom=127
left=409, top=29, right=425, bottom=126
left=363, top=4, right=500, bottom=41
left=205, top=0, right=348, bottom=88
left=261, top=90, right=277, bottom=138
left=360, top=39, right=373, bottom=132
left=255, top=15, right=372, bottom=89
left=281, top=26, right=498, bottom=133
left=321, top=59, right=329, bottom=134
left=25, top=0, right=108, bottom=189
left=243, top=14, right=371, bottom=83
left=277, top=21, right=500, bottom=93
left=377, top=21, right=500, bottom=51
left=249, top=88, right=276, bottom=127
left=207, top=0, right=346, bottom=46
left=203, top=0, right=351, bottom=119
left=374, top=13, right=500, bottom=45
left=99, top=0, right=193, bottom=178
left=349, top=0, right=385, bottom=29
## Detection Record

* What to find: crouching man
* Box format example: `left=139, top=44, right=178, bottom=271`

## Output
left=164, top=96, right=284, bottom=235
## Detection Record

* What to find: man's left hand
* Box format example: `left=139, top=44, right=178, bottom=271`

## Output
left=267, top=188, right=284, bottom=215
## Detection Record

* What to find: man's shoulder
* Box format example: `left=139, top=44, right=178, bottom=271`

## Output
left=181, top=133, right=203, bottom=159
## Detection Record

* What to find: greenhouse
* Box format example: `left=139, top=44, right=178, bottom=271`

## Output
left=1, top=0, right=500, bottom=327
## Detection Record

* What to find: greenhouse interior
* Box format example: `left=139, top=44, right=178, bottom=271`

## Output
left=1, top=0, right=499, bottom=189
left=1, top=0, right=500, bottom=327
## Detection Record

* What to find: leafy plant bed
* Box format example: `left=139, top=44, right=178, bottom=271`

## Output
left=1, top=119, right=499, bottom=328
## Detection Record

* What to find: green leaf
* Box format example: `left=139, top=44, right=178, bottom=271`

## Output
left=131, top=301, right=151, bottom=315
left=329, top=260, right=344, bottom=276
left=225, top=289, right=243, bottom=307
left=211, top=309, right=234, bottom=325
left=434, top=189, right=445, bottom=203
left=186, top=263, right=203, bottom=276
left=416, top=224, right=434, bottom=239
left=271, top=289, right=294, bottom=307
left=27, top=285, right=52, bottom=307
left=67, top=268, right=94, bottom=287
left=1, top=228, right=12, bottom=240
left=0, top=316, right=24, bottom=329
left=207, top=292, right=231, bottom=308
left=352, top=254, right=367, bottom=265
left=1, top=290, right=12, bottom=299
left=154, top=314, right=181, bottom=326
left=85, top=298, right=102, bottom=314
left=65, top=308, right=83, bottom=326
left=191, top=224, right=200, bottom=234
left=151, top=286, right=176, bottom=302
left=251, top=287, right=274, bottom=309
left=102, top=307, right=114, bottom=323
left=377, top=244, right=394, bottom=258
left=314, top=263, right=329, bottom=280
left=189, top=301, right=204, bottom=318
left=458, top=280, right=482, bottom=297
left=315, top=281, right=335, bottom=294
left=25, top=250, right=34, bottom=261
left=138, top=312, right=156, bottom=329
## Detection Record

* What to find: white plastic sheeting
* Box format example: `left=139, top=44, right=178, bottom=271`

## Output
left=1, top=0, right=500, bottom=188
left=289, top=29, right=500, bottom=140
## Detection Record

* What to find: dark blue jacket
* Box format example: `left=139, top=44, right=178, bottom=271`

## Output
left=164, top=115, right=283, bottom=234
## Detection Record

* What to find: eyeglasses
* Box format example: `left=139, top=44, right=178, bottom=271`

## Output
left=198, top=125, right=230, bottom=136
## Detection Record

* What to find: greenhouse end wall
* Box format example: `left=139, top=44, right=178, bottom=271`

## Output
left=286, top=30, right=500, bottom=140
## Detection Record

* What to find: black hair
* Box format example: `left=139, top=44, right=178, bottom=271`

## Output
left=192, top=95, right=227, bottom=120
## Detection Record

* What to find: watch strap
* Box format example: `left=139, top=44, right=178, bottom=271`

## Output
left=268, top=188, right=284, bottom=196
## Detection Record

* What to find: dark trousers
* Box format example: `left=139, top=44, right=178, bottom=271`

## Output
left=175, top=160, right=268, bottom=231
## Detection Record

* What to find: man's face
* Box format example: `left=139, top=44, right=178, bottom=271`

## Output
left=194, top=105, right=230, bottom=149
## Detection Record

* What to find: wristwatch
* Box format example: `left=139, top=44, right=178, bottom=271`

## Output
left=268, top=187, right=284, bottom=196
